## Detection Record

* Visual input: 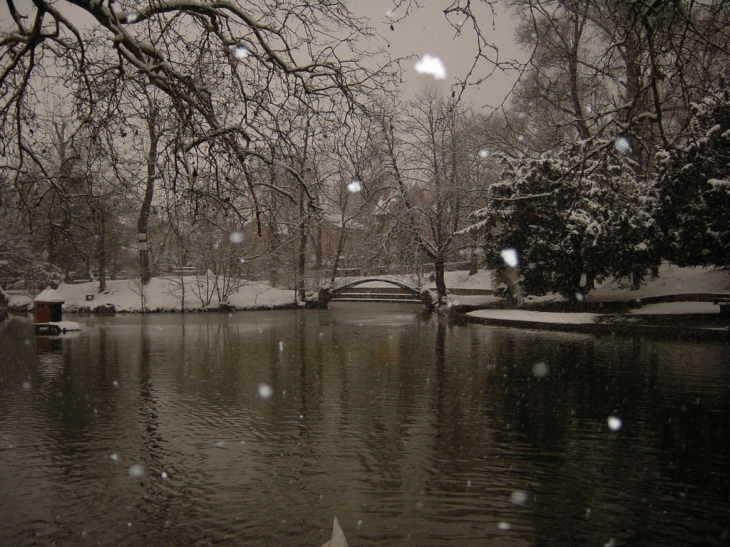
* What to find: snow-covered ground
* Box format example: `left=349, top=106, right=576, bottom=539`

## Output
left=2, top=276, right=294, bottom=313
left=463, top=264, right=730, bottom=325
left=589, top=263, right=730, bottom=300
left=629, top=302, right=722, bottom=315
left=2, top=264, right=728, bottom=317
left=468, top=309, right=599, bottom=324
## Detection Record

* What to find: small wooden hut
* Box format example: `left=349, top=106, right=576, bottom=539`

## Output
left=34, top=288, right=64, bottom=323
left=34, top=288, right=79, bottom=335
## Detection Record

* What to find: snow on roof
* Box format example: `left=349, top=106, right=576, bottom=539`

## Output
left=34, top=287, right=65, bottom=303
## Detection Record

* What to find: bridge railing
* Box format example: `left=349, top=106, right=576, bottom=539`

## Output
left=308, top=261, right=472, bottom=281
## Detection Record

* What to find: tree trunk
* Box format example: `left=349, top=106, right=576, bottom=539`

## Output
left=469, top=250, right=479, bottom=275
left=329, top=220, right=349, bottom=284
left=297, top=193, right=308, bottom=301
left=434, top=258, right=447, bottom=303
left=137, top=103, right=159, bottom=285
left=98, top=209, right=106, bottom=292
left=315, top=194, right=323, bottom=272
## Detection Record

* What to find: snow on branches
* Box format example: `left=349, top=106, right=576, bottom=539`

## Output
left=466, top=144, right=661, bottom=299
left=656, top=74, right=730, bottom=268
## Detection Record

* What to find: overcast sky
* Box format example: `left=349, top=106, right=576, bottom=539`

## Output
left=353, top=0, right=524, bottom=109
left=0, top=0, right=524, bottom=109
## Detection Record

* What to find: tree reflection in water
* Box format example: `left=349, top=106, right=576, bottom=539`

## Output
left=0, top=308, right=728, bottom=547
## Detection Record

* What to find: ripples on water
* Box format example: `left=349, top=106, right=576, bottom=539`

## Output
left=1, top=306, right=729, bottom=546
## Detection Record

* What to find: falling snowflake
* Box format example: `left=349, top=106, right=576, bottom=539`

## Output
left=258, top=383, right=273, bottom=400
left=347, top=180, right=363, bottom=193
left=500, top=248, right=519, bottom=268
left=510, top=490, right=529, bottom=505
left=607, top=416, right=623, bottom=431
left=234, top=46, right=250, bottom=60
left=614, top=136, right=631, bottom=154
left=128, top=464, right=145, bottom=478
left=414, top=54, right=447, bottom=80
left=532, top=362, right=549, bottom=379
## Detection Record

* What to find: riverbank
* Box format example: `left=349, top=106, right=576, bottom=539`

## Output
left=462, top=307, right=730, bottom=340
left=2, top=266, right=729, bottom=339
left=1, top=277, right=296, bottom=313
left=458, top=264, right=730, bottom=339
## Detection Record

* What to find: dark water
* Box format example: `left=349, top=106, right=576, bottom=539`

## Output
left=1, top=304, right=729, bottom=547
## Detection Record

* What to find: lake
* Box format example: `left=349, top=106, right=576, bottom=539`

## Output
left=1, top=304, right=729, bottom=546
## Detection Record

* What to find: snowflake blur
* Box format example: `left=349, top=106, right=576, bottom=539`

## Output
left=257, top=383, right=273, bottom=400
left=500, top=248, right=519, bottom=268
left=234, top=46, right=250, bottom=60
left=347, top=180, right=362, bottom=193
left=510, top=490, right=529, bottom=505
left=128, top=464, right=145, bottom=478
left=607, top=416, right=623, bottom=431
left=414, top=54, right=447, bottom=80
left=478, top=148, right=490, bottom=159
left=532, top=362, right=549, bottom=378
left=614, top=136, right=631, bottom=154
left=229, top=231, right=244, bottom=244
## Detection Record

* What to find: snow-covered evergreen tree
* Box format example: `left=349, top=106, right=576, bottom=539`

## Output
left=468, top=143, right=661, bottom=299
left=656, top=76, right=730, bottom=268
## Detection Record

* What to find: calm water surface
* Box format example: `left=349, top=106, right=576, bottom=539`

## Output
left=1, top=304, right=729, bottom=546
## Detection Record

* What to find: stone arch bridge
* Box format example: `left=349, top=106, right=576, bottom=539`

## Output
left=313, top=275, right=434, bottom=308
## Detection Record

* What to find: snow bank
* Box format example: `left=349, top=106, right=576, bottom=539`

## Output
left=468, top=309, right=598, bottom=324
left=1, top=288, right=33, bottom=311
left=443, top=270, right=494, bottom=290
left=590, top=264, right=730, bottom=300
left=630, top=302, right=721, bottom=315
left=7, top=263, right=728, bottom=316
left=55, top=277, right=293, bottom=313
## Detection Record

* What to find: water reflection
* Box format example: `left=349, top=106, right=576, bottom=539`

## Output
left=0, top=308, right=728, bottom=546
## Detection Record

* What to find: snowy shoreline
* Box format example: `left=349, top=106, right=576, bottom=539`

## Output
left=2, top=266, right=729, bottom=326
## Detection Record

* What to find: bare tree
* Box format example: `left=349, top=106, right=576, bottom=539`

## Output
left=1, top=0, right=400, bottom=260
left=506, top=0, right=730, bottom=166
left=372, top=91, right=488, bottom=303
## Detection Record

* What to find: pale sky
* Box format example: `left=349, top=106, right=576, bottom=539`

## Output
left=353, top=0, right=524, bottom=109
left=0, top=0, right=524, bottom=108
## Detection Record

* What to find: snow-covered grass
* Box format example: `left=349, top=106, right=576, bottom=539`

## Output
left=468, top=309, right=598, bottom=324
left=52, top=276, right=294, bottom=313
left=463, top=265, right=729, bottom=325
left=629, top=302, right=721, bottom=315
left=1, top=289, right=33, bottom=310
left=590, top=263, right=730, bottom=300
left=3, top=264, right=728, bottom=317
left=443, top=269, right=495, bottom=290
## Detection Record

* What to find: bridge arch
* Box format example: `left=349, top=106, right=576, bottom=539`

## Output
left=313, top=276, right=434, bottom=309
left=330, top=277, right=422, bottom=298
